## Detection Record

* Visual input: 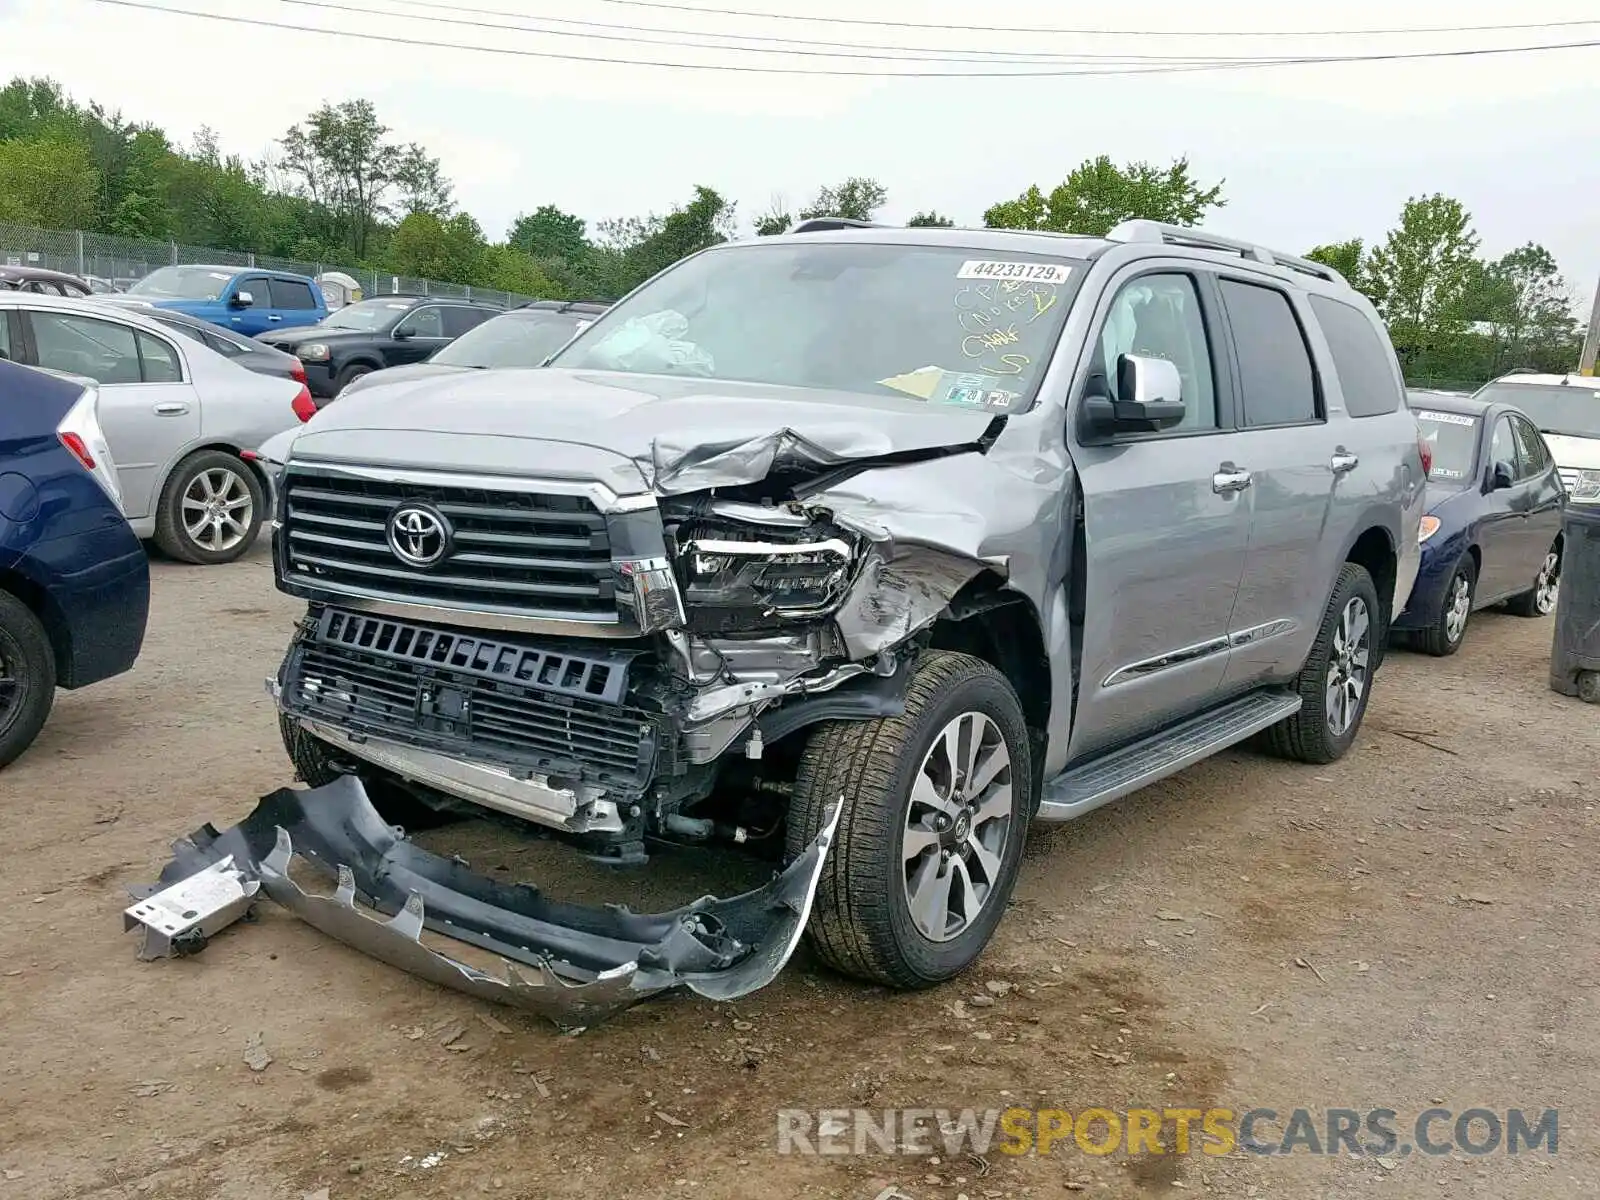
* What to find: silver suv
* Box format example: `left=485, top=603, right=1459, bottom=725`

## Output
left=263, top=219, right=1424, bottom=1015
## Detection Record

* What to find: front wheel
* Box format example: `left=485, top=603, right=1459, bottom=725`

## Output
left=786, top=650, right=1032, bottom=989
left=1505, top=542, right=1561, bottom=618
left=154, top=450, right=265, bottom=565
left=1416, top=558, right=1476, bottom=656
left=1265, top=562, right=1381, bottom=765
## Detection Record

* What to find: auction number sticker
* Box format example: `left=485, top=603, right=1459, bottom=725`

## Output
left=1415, top=410, right=1477, bottom=426
left=957, top=260, right=1072, bottom=284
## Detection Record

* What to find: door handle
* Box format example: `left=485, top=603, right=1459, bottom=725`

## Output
left=267, top=314, right=283, bottom=322
left=153, top=401, right=190, bottom=416
left=1330, top=449, right=1360, bottom=475
left=1213, top=465, right=1253, bottom=495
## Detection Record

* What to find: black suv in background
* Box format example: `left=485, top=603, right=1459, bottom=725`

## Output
left=335, top=299, right=609, bottom=399
left=259, top=295, right=501, bottom=401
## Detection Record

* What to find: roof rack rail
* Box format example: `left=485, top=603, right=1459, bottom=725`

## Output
left=788, top=216, right=884, bottom=234
left=1105, top=220, right=1347, bottom=285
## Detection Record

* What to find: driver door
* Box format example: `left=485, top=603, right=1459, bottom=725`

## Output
left=391, top=304, right=450, bottom=364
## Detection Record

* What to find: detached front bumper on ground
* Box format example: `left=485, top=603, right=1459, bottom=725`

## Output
left=134, top=775, right=840, bottom=1029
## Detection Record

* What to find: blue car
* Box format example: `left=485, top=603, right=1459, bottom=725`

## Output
left=106, top=265, right=327, bottom=337
left=0, top=358, right=150, bottom=767
left=1393, top=391, right=1566, bottom=656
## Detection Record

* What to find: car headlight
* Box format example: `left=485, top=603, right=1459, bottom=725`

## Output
left=298, top=343, right=330, bottom=362
left=1418, top=515, right=1441, bottom=543
left=673, top=523, right=858, bottom=628
left=1569, top=469, right=1600, bottom=503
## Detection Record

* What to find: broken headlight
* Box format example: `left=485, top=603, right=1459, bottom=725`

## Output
left=675, top=523, right=857, bottom=626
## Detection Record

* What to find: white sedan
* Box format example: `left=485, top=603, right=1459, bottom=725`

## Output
left=0, top=292, right=314, bottom=564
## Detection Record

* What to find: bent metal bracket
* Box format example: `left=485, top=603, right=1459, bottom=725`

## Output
left=131, top=775, right=842, bottom=1030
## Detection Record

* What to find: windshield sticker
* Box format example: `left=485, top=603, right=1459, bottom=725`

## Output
left=878, top=368, right=1018, bottom=412
left=985, top=389, right=1020, bottom=410
left=878, top=365, right=944, bottom=400
left=957, top=260, right=1072, bottom=285
left=1416, top=410, right=1476, bottom=426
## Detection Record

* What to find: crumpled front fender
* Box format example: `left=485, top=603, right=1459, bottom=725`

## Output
left=145, top=776, right=840, bottom=1029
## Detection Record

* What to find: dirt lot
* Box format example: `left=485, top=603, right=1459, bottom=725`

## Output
left=2, top=544, right=1596, bottom=1200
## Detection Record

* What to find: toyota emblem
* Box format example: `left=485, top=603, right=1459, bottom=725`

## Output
left=386, top=503, right=452, bottom=568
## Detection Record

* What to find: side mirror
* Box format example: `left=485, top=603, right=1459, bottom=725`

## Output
left=231, top=290, right=254, bottom=308
left=1084, top=354, right=1186, bottom=434
left=1491, top=460, right=1515, bottom=491
left=393, top=324, right=413, bottom=340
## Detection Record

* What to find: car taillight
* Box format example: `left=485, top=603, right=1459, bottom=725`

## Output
left=1417, top=431, right=1433, bottom=478
left=291, top=385, right=317, bottom=423
left=290, top=357, right=307, bottom=385
left=56, top=385, right=125, bottom=513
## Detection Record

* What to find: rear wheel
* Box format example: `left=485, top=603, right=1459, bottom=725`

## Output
left=0, top=592, right=57, bottom=770
left=1265, top=562, right=1380, bottom=764
left=154, top=450, right=264, bottom=565
left=1506, top=542, right=1561, bottom=618
left=786, top=651, right=1032, bottom=989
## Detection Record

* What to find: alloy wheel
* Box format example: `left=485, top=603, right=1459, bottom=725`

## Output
left=1534, top=551, right=1561, bottom=615
left=1325, top=596, right=1371, bottom=739
left=1444, top=574, right=1472, bottom=643
left=181, top=467, right=254, bottom=553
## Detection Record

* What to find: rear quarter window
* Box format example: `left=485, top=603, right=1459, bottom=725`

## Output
left=1308, top=295, right=1404, bottom=418
left=270, top=278, right=317, bottom=310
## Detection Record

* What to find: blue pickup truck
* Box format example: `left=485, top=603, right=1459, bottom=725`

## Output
left=107, top=265, right=328, bottom=336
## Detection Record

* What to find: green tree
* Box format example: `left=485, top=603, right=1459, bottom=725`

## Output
left=508, top=205, right=589, bottom=261
left=1305, top=238, right=1364, bottom=283
left=595, top=185, right=737, bottom=296
left=984, top=155, right=1224, bottom=236
left=752, top=194, right=791, bottom=236
left=907, top=210, right=954, bottom=227
left=0, top=135, right=99, bottom=227
left=1478, top=243, right=1578, bottom=373
left=388, top=211, right=487, bottom=283
left=799, top=177, right=887, bottom=222
left=1365, top=194, right=1480, bottom=366
left=395, top=144, right=453, bottom=218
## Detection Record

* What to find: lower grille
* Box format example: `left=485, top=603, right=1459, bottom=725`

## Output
left=280, top=609, right=661, bottom=792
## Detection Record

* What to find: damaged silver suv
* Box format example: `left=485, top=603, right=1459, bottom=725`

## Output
left=262, top=219, right=1424, bottom=1010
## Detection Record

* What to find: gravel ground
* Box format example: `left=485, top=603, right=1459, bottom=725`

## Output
left=1, top=544, right=1595, bottom=1200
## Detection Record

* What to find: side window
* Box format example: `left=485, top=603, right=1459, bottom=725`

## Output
left=443, top=306, right=487, bottom=337
left=204, top=330, right=244, bottom=357
left=158, top=319, right=209, bottom=348
left=1219, top=280, right=1318, bottom=427
left=0, top=310, right=13, bottom=360
left=1306, top=294, right=1402, bottom=417
left=1093, top=273, right=1216, bottom=432
left=270, top=278, right=317, bottom=310
left=137, top=331, right=182, bottom=383
left=402, top=305, right=446, bottom=338
left=30, top=311, right=142, bottom=385
left=1511, top=417, right=1548, bottom=478
left=1488, top=417, right=1517, bottom=473
left=234, top=276, right=268, bottom=305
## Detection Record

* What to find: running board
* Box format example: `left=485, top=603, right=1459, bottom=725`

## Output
left=1036, top=691, right=1302, bottom=822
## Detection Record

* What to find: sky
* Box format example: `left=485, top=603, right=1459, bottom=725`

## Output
left=1, top=0, right=1597, bottom=310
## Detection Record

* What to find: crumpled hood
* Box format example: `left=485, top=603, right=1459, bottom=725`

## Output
left=287, top=367, right=996, bottom=494
left=1541, top=432, right=1600, bottom=472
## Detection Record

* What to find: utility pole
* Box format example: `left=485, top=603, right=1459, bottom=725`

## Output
left=1581, top=271, right=1600, bottom=376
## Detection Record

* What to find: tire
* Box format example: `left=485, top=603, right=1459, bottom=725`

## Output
left=785, top=650, right=1033, bottom=989
left=1415, top=557, right=1476, bottom=657
left=0, top=591, right=57, bottom=770
left=334, top=363, right=374, bottom=393
left=1505, top=541, right=1561, bottom=618
left=279, top=712, right=345, bottom=787
left=1265, top=562, right=1382, bottom=765
left=154, top=449, right=265, bottom=565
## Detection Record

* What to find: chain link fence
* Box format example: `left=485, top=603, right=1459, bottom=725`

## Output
left=0, top=219, right=536, bottom=309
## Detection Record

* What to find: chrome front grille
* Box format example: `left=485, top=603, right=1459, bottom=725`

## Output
left=279, top=468, right=618, bottom=622
left=1558, top=467, right=1579, bottom=491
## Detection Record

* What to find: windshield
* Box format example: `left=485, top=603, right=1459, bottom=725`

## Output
left=432, top=310, right=594, bottom=368
left=128, top=266, right=236, bottom=301
left=1474, top=382, right=1600, bottom=438
left=1412, top=407, right=1481, bottom=482
left=551, top=241, right=1083, bottom=412
left=322, top=298, right=414, bottom=331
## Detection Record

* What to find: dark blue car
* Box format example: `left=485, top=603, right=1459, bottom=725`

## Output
left=0, top=358, right=150, bottom=767
left=1393, top=391, right=1566, bottom=656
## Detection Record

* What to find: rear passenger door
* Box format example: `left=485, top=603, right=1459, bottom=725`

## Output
left=1068, top=267, right=1255, bottom=759
left=1216, top=279, right=1347, bottom=690
left=22, top=309, right=197, bottom=521
left=269, top=277, right=321, bottom=331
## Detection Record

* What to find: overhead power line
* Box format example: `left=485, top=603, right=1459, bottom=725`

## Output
left=88, top=0, right=1600, bottom=77
left=256, top=0, right=1288, bottom=63
left=535, top=0, right=1600, bottom=39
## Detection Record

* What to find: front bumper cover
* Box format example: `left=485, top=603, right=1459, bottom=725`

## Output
left=145, top=775, right=839, bottom=1029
